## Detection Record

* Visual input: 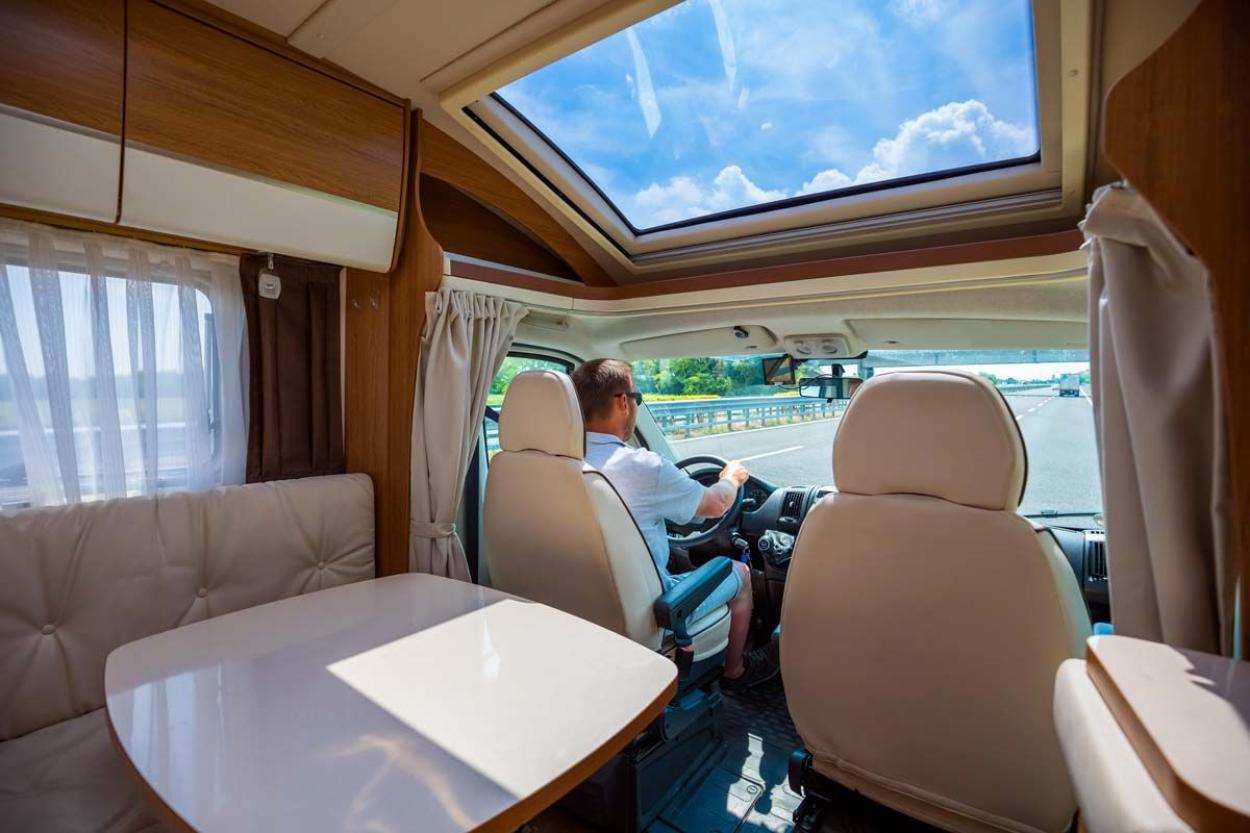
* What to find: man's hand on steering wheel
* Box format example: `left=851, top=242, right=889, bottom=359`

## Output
left=720, top=460, right=749, bottom=488
left=666, top=454, right=748, bottom=548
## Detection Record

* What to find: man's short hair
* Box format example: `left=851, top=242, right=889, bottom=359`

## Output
left=571, top=358, right=633, bottom=422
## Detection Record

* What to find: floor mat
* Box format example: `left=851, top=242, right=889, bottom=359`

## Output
left=526, top=678, right=941, bottom=833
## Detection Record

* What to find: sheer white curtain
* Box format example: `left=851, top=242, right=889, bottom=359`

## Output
left=410, top=288, right=527, bottom=580
left=1084, top=184, right=1234, bottom=655
left=0, top=219, right=247, bottom=509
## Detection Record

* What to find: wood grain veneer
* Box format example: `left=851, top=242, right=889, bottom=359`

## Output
left=149, top=0, right=404, bottom=106
left=1103, top=0, right=1249, bottom=659
left=126, top=0, right=405, bottom=212
left=421, top=176, right=578, bottom=281
left=422, top=123, right=615, bottom=287
left=345, top=111, right=444, bottom=577
left=0, top=0, right=125, bottom=135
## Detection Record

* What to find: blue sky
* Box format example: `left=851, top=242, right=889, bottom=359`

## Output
left=500, top=0, right=1038, bottom=230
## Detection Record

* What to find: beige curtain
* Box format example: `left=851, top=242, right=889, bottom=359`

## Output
left=1084, top=184, right=1234, bottom=655
left=409, top=288, right=527, bottom=580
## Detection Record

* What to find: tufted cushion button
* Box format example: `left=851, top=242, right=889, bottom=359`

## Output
left=317, top=561, right=326, bottom=570
left=197, top=587, right=207, bottom=598
left=41, top=624, right=55, bottom=635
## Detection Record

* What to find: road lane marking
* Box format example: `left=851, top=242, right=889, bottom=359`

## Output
left=739, top=445, right=803, bottom=462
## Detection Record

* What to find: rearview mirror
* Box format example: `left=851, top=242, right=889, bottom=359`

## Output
left=798, top=375, right=862, bottom=401
left=761, top=355, right=797, bottom=385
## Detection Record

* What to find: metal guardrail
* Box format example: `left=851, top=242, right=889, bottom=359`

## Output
left=483, top=395, right=845, bottom=453
left=646, top=396, right=844, bottom=438
left=480, top=382, right=1059, bottom=452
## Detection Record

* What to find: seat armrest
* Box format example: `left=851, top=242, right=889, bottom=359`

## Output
left=654, top=556, right=733, bottom=647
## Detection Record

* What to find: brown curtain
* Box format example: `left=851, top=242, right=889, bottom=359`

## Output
left=240, top=253, right=343, bottom=482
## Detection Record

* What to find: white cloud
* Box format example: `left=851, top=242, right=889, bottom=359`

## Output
left=630, top=165, right=786, bottom=227
left=760, top=121, right=773, bottom=131
left=890, top=0, right=944, bottom=25
left=797, top=169, right=852, bottom=195
left=627, top=100, right=1035, bottom=227
left=854, top=99, right=1035, bottom=183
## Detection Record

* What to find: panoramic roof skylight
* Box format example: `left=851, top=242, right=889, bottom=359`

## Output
left=496, top=0, right=1039, bottom=234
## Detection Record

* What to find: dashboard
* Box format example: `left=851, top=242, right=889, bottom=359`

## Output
left=679, top=474, right=1109, bottom=628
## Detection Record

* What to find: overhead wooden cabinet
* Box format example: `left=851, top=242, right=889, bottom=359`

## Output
left=119, top=0, right=407, bottom=270
left=0, top=0, right=125, bottom=222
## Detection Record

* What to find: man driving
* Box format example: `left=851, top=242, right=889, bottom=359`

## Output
left=572, top=359, right=779, bottom=691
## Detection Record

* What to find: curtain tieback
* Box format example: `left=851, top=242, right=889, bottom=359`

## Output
left=412, top=521, right=457, bottom=539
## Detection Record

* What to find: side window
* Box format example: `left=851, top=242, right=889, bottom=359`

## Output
left=483, top=355, right=572, bottom=461
left=0, top=222, right=242, bottom=509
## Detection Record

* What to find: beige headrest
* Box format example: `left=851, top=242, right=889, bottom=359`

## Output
left=499, top=370, right=585, bottom=459
left=834, top=370, right=1026, bottom=510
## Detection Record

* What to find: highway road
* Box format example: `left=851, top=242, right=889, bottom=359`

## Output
left=664, top=388, right=1102, bottom=518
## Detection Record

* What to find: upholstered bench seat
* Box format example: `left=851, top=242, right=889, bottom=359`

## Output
left=0, top=708, right=158, bottom=833
left=0, top=474, right=376, bottom=832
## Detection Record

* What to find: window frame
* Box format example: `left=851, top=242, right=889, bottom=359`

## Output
left=442, top=0, right=1089, bottom=269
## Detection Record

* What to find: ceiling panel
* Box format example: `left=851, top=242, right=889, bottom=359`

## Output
left=289, top=0, right=554, bottom=98
left=206, top=0, right=325, bottom=37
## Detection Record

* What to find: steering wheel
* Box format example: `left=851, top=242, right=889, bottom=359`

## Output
left=666, top=454, right=745, bottom=548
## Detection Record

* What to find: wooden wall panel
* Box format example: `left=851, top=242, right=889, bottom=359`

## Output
left=345, top=112, right=443, bottom=577
left=0, top=0, right=124, bottom=135
left=1103, top=0, right=1249, bottom=657
left=420, top=176, right=578, bottom=281
left=422, top=123, right=615, bottom=286
left=126, top=0, right=405, bottom=211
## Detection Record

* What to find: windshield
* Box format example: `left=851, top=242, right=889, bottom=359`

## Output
left=632, top=350, right=1101, bottom=521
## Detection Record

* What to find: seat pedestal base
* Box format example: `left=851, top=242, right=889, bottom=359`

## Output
left=559, top=684, right=723, bottom=832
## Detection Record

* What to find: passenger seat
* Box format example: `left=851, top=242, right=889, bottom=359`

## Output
left=782, top=370, right=1091, bottom=833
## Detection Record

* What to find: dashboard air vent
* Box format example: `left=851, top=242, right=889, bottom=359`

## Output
left=781, top=489, right=804, bottom=520
left=1085, top=531, right=1107, bottom=581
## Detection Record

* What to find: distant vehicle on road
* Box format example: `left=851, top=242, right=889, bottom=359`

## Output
left=1058, top=374, right=1082, bottom=397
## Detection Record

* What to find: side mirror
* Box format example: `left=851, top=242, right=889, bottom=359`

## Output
left=798, top=375, right=862, bottom=401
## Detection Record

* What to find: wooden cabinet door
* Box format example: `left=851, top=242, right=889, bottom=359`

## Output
left=125, top=0, right=405, bottom=213
left=0, top=0, right=125, bottom=221
left=0, top=0, right=125, bottom=135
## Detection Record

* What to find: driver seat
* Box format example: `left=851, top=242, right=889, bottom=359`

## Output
left=483, top=369, right=733, bottom=831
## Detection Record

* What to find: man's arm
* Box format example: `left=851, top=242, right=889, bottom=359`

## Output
left=696, top=460, right=749, bottom=518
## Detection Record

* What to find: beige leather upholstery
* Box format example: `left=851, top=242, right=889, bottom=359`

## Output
left=485, top=370, right=730, bottom=661
left=835, top=369, right=1026, bottom=510
left=782, top=370, right=1090, bottom=833
left=0, top=709, right=160, bottom=833
left=499, top=368, right=585, bottom=459
left=0, top=474, right=375, bottom=832
left=1053, top=659, right=1192, bottom=833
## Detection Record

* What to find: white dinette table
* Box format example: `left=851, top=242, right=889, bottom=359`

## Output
left=105, top=573, right=677, bottom=833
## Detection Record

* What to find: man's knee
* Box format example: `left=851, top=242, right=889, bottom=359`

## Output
left=730, top=561, right=752, bottom=610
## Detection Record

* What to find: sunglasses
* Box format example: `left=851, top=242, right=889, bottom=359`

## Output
left=616, top=391, right=644, bottom=405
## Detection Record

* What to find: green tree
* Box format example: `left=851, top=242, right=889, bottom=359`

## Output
left=727, top=359, right=761, bottom=392
left=491, top=357, right=561, bottom=394
left=631, top=359, right=661, bottom=394
left=682, top=373, right=732, bottom=396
